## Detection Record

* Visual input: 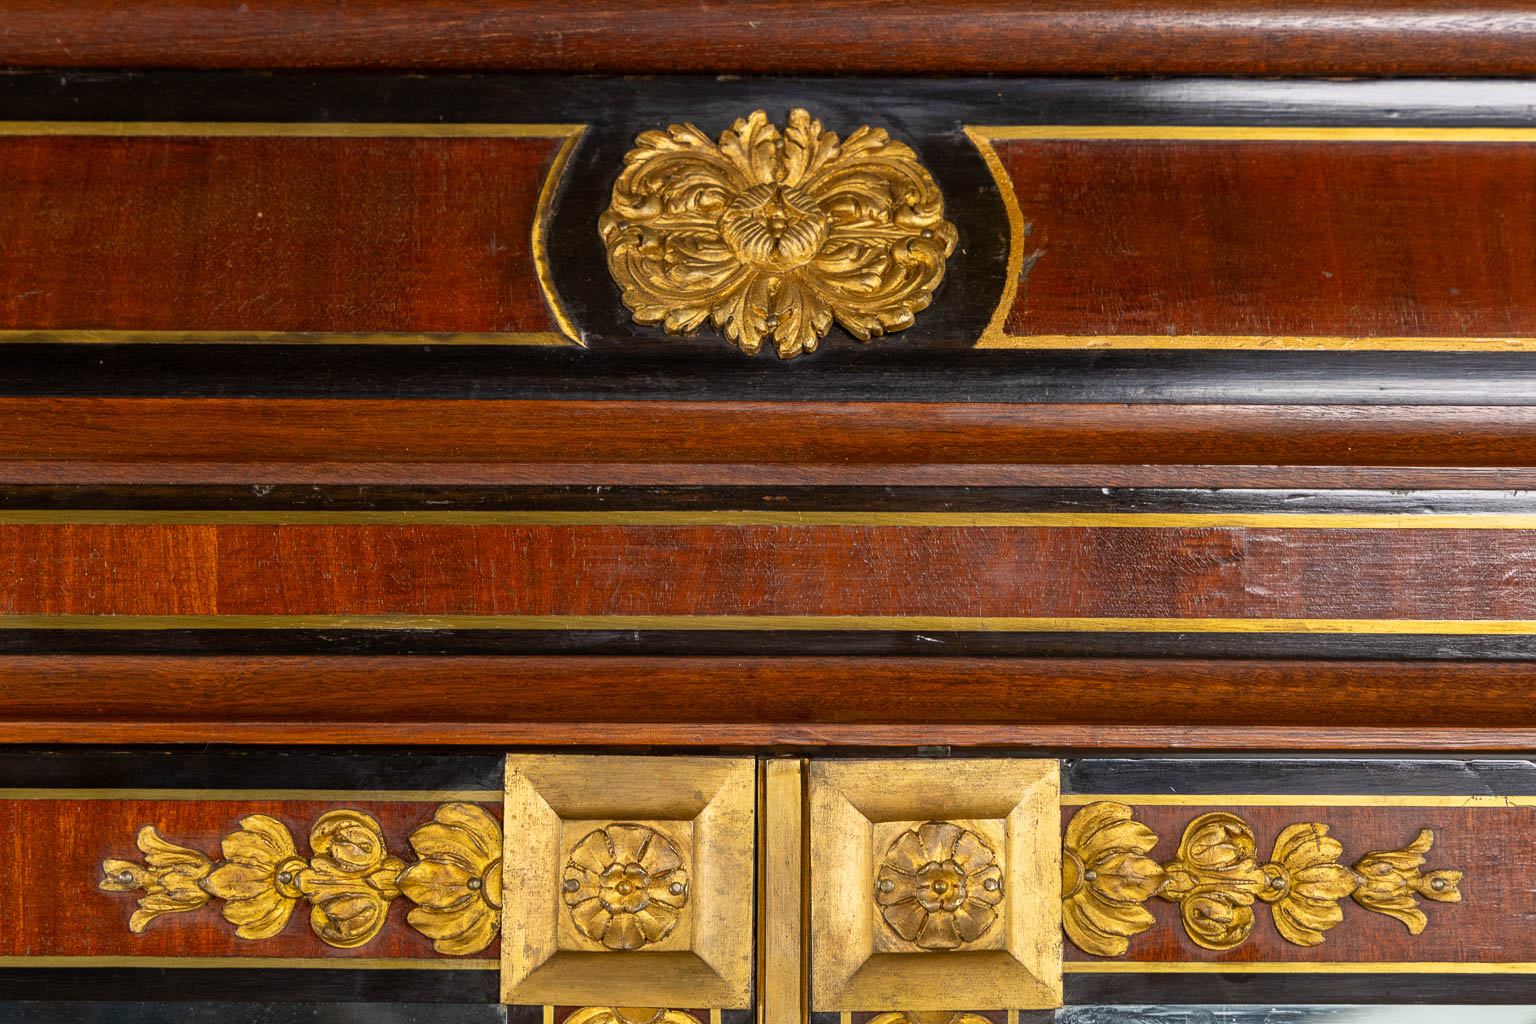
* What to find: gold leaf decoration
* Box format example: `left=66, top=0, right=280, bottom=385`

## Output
left=1160, top=812, right=1269, bottom=951
left=1062, top=805, right=1466, bottom=957
left=563, top=822, right=690, bottom=951
left=203, top=814, right=309, bottom=940
left=563, top=1010, right=702, bottom=1024
left=1351, top=828, right=1463, bottom=933
left=298, top=810, right=405, bottom=949
left=101, top=802, right=502, bottom=954
left=1061, top=802, right=1166, bottom=957
left=868, top=1014, right=996, bottom=1024
left=98, top=825, right=213, bottom=933
left=875, top=820, right=1003, bottom=950
left=599, top=108, right=958, bottom=359
left=1258, top=823, right=1358, bottom=947
left=397, top=802, right=504, bottom=955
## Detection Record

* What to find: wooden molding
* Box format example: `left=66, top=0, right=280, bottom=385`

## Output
left=4, top=2, right=1536, bottom=76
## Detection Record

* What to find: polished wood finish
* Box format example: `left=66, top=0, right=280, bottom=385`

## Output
left=1, top=520, right=1533, bottom=620
left=993, top=137, right=1536, bottom=340
left=2, top=656, right=1536, bottom=748
left=3, top=462, right=1535, bottom=489
left=5, top=400, right=1536, bottom=471
left=2, top=2, right=1535, bottom=76
left=0, top=134, right=562, bottom=335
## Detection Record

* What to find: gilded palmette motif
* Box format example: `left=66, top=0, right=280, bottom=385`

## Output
left=101, top=802, right=502, bottom=954
left=99, top=826, right=213, bottom=932
left=396, top=803, right=505, bottom=955
left=1059, top=802, right=1165, bottom=957
left=600, top=108, right=957, bottom=359
left=1061, top=802, right=1464, bottom=956
left=1351, top=828, right=1464, bottom=933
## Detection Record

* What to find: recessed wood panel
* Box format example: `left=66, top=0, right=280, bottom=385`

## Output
left=0, top=129, right=574, bottom=338
left=982, top=132, right=1536, bottom=348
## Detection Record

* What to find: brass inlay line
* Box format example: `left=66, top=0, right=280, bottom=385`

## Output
left=966, top=123, right=1536, bottom=352
left=980, top=126, right=1536, bottom=143
left=1064, top=961, right=1536, bottom=974
left=0, top=788, right=500, bottom=802
left=0, top=955, right=497, bottom=969
left=4, top=614, right=1536, bottom=634
left=535, top=129, right=585, bottom=346
left=0, top=331, right=572, bottom=347
left=0, top=120, right=584, bottom=348
left=1063, top=793, right=1536, bottom=807
left=2, top=509, right=1534, bottom=528
left=981, top=335, right=1536, bottom=352
left=0, top=121, right=585, bottom=138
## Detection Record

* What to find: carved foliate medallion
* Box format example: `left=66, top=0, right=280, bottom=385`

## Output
left=875, top=820, right=1003, bottom=951
left=562, top=822, right=692, bottom=950
left=599, top=108, right=958, bottom=358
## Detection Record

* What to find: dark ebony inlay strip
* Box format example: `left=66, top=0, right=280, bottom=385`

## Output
left=1059, top=1009, right=1536, bottom=1023
left=1066, top=972, right=1536, bottom=1005
left=1, top=629, right=1531, bottom=661
left=0, top=748, right=502, bottom=791
left=0, top=1002, right=506, bottom=1023
left=0, top=485, right=1530, bottom=515
left=1064, top=758, right=1536, bottom=797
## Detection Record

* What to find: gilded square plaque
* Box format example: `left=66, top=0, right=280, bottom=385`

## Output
left=501, top=754, right=755, bottom=1007
left=809, top=758, right=1061, bottom=1011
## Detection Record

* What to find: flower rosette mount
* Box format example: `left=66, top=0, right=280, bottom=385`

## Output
left=875, top=820, right=1003, bottom=951
left=562, top=822, right=692, bottom=951
left=599, top=107, right=958, bottom=359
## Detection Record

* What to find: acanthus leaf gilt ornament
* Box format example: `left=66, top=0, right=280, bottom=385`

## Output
left=1061, top=802, right=1464, bottom=957
left=100, top=802, right=503, bottom=955
left=599, top=108, right=958, bottom=359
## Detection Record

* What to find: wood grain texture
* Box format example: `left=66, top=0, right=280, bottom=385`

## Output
left=1, top=797, right=500, bottom=958
left=1, top=522, right=1533, bottom=620
left=1062, top=804, right=1509, bottom=965
left=0, top=134, right=562, bottom=334
left=3, top=656, right=1536, bottom=746
left=2, top=463, right=1535, bottom=490
left=995, top=138, right=1536, bottom=341
left=5, top=400, right=1536, bottom=469
left=2, top=2, right=1535, bottom=75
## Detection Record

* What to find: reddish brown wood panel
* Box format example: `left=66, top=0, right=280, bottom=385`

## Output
left=2, top=657, right=1535, bottom=735
left=1063, top=804, right=1520, bottom=964
left=1, top=797, right=500, bottom=958
left=0, top=134, right=563, bottom=333
left=0, top=525, right=217, bottom=614
left=0, top=522, right=1530, bottom=620
left=2, top=1, right=1534, bottom=76
left=994, top=138, right=1536, bottom=340
left=5, top=400, right=1536, bottom=469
